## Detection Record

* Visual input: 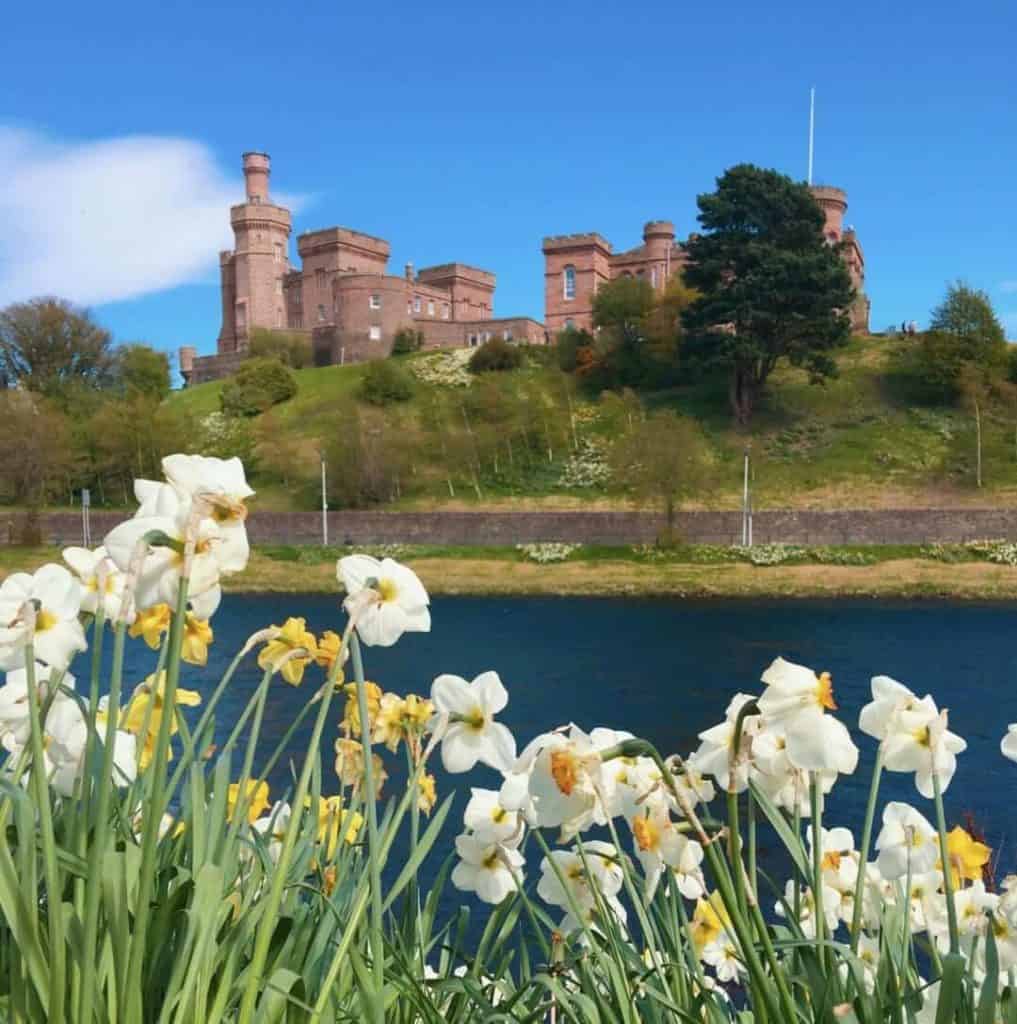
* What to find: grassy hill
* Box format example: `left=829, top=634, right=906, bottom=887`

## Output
left=166, top=339, right=1017, bottom=511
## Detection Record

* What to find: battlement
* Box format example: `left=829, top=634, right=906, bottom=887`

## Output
left=417, top=262, right=496, bottom=288
left=809, top=184, right=847, bottom=207
left=643, top=220, right=675, bottom=237
left=297, top=226, right=391, bottom=258
left=542, top=232, right=612, bottom=253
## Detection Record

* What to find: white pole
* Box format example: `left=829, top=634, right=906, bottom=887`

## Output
left=742, top=448, right=749, bottom=547
left=808, top=86, right=815, bottom=186
left=320, top=453, right=328, bottom=547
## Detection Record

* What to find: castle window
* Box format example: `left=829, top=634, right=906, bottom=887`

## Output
left=407, top=300, right=413, bottom=315
left=564, top=318, right=574, bottom=329
left=413, top=295, right=422, bottom=313
left=369, top=292, right=381, bottom=310
left=469, top=333, right=478, bottom=347
left=274, top=243, right=283, bottom=264
left=427, top=300, right=435, bottom=316
left=442, top=303, right=450, bottom=320
left=503, top=328, right=513, bottom=341
left=650, top=267, right=657, bottom=288
left=316, top=268, right=326, bottom=291
left=563, top=265, right=576, bottom=300
left=275, top=278, right=282, bottom=295
left=369, top=326, right=382, bottom=341
left=317, top=304, right=326, bottom=322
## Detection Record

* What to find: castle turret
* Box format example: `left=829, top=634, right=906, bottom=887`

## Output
left=217, top=151, right=292, bottom=352
left=809, top=185, right=847, bottom=242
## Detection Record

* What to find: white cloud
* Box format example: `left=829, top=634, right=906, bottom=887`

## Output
left=0, top=127, right=299, bottom=307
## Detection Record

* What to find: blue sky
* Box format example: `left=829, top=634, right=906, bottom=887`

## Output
left=2, top=0, right=1015, bottom=363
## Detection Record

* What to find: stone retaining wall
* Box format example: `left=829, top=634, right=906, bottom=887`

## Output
left=11, top=508, right=1017, bottom=548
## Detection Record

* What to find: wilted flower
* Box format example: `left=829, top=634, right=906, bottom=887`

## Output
left=333, top=737, right=387, bottom=798
left=0, top=564, right=87, bottom=672
left=314, top=630, right=348, bottom=678
left=338, top=555, right=430, bottom=648
left=181, top=613, right=213, bottom=666
left=257, top=618, right=317, bottom=686
left=430, top=671, right=516, bottom=774
left=341, top=681, right=382, bottom=737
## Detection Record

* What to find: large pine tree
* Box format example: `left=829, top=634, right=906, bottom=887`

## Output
left=682, top=164, right=855, bottom=425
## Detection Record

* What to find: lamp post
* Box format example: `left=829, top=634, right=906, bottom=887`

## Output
left=741, top=445, right=752, bottom=548
left=320, top=450, right=328, bottom=547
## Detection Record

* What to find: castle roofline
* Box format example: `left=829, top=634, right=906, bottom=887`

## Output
left=296, top=225, right=390, bottom=248
left=542, top=232, right=612, bottom=253
left=417, top=262, right=496, bottom=285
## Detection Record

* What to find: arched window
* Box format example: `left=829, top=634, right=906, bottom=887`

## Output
left=563, top=265, right=576, bottom=301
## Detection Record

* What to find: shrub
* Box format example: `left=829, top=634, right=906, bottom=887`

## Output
left=391, top=328, right=424, bottom=356
left=220, top=357, right=297, bottom=417
left=359, top=359, right=414, bottom=405
left=247, top=328, right=312, bottom=368
left=554, top=326, right=595, bottom=372
left=468, top=338, right=523, bottom=373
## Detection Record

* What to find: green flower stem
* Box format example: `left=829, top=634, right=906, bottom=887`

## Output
left=123, top=576, right=189, bottom=1019
left=932, top=770, right=960, bottom=956
left=23, top=651, right=66, bottom=1024
left=849, top=746, right=883, bottom=952
left=727, top=787, right=748, bottom=920
left=350, top=632, right=385, bottom=1024
left=747, top=792, right=758, bottom=903
left=810, top=772, right=828, bottom=976
left=77, top=618, right=126, bottom=1024
left=238, top=614, right=351, bottom=1024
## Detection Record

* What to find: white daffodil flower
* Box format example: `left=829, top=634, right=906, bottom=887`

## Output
left=751, top=727, right=839, bottom=815
left=1001, top=725, right=1017, bottom=763
left=498, top=768, right=537, bottom=825
left=46, top=699, right=137, bottom=797
left=0, top=663, right=74, bottom=748
left=807, top=825, right=859, bottom=894
left=937, top=881, right=998, bottom=953
left=450, top=832, right=524, bottom=905
left=62, top=545, right=128, bottom=622
left=881, top=701, right=966, bottom=797
left=757, top=657, right=859, bottom=775
left=160, top=455, right=254, bottom=573
left=463, top=787, right=523, bottom=845
left=430, top=671, right=516, bottom=773
left=522, top=725, right=605, bottom=837
left=252, top=801, right=292, bottom=863
left=859, top=675, right=926, bottom=740
left=104, top=494, right=223, bottom=614
left=338, top=555, right=430, bottom=647
left=630, top=804, right=704, bottom=901
left=903, top=870, right=945, bottom=934
left=536, top=842, right=624, bottom=925
left=874, top=801, right=939, bottom=879
left=702, top=935, right=745, bottom=983
left=0, top=564, right=86, bottom=672
left=688, top=693, right=761, bottom=793
left=775, top=878, right=842, bottom=938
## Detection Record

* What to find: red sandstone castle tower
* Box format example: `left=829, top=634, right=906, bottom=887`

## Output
left=216, top=152, right=293, bottom=353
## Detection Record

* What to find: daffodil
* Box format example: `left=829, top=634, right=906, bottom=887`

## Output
left=688, top=693, right=762, bottom=793
left=314, top=630, right=347, bottom=678
left=690, top=893, right=729, bottom=949
left=859, top=675, right=926, bottom=741
left=430, top=671, right=516, bottom=774
left=129, top=604, right=171, bottom=648
left=181, top=613, right=213, bottom=666
left=0, top=662, right=73, bottom=749
left=0, top=564, right=86, bottom=672
left=881, top=701, right=966, bottom=797
left=451, top=833, right=524, bottom=905
left=373, top=693, right=407, bottom=752
left=874, top=802, right=938, bottom=880
left=701, top=936, right=745, bottom=982
left=757, top=657, right=859, bottom=775
left=227, top=780, right=270, bottom=823
left=62, top=545, right=128, bottom=622
left=306, top=795, right=363, bottom=858
left=521, top=725, right=603, bottom=837
left=944, top=826, right=991, bottom=889
left=1001, top=724, right=1017, bottom=763
left=630, top=804, right=702, bottom=900
left=120, top=671, right=202, bottom=769
left=418, top=773, right=437, bottom=814
left=257, top=617, right=317, bottom=685
left=338, top=554, right=430, bottom=647
left=333, top=737, right=387, bottom=798
left=536, top=842, right=626, bottom=936
left=464, top=787, right=522, bottom=844
left=341, top=681, right=382, bottom=737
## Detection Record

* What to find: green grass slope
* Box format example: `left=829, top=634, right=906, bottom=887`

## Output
left=167, top=340, right=1017, bottom=511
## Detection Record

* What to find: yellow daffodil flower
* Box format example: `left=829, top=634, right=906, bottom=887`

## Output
left=944, top=826, right=991, bottom=888
left=258, top=617, right=318, bottom=686
left=417, top=772, right=437, bottom=815
left=342, top=681, right=382, bottom=737
left=121, top=672, right=202, bottom=770
left=227, top=780, right=270, bottom=824
left=315, top=630, right=347, bottom=681
left=181, top=613, right=213, bottom=666
left=306, top=795, right=364, bottom=859
left=690, top=891, right=731, bottom=950
left=129, top=604, right=172, bottom=649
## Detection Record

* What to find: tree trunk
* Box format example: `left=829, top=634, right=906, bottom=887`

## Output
left=974, top=396, right=982, bottom=489
left=729, top=367, right=756, bottom=427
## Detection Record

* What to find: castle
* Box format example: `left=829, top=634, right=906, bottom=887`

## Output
left=180, top=154, right=868, bottom=384
left=542, top=185, right=869, bottom=335
left=181, top=152, right=544, bottom=385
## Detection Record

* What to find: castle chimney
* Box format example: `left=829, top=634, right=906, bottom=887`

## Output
left=405, top=261, right=414, bottom=281
left=242, top=151, right=271, bottom=203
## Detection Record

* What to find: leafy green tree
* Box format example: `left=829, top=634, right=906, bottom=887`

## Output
left=247, top=328, right=312, bottom=368
left=391, top=328, right=424, bottom=356
left=682, top=164, right=854, bottom=425
left=221, top=358, right=297, bottom=416
left=0, top=297, right=117, bottom=397
left=117, top=343, right=171, bottom=399
left=358, top=359, right=414, bottom=405
left=0, top=391, right=76, bottom=506
left=929, top=282, right=1006, bottom=359
left=590, top=276, right=657, bottom=387
left=608, top=410, right=714, bottom=543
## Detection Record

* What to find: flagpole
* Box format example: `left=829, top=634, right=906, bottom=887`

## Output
left=808, top=86, right=815, bottom=185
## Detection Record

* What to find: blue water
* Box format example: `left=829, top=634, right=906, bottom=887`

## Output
left=80, top=595, right=1017, bottom=885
